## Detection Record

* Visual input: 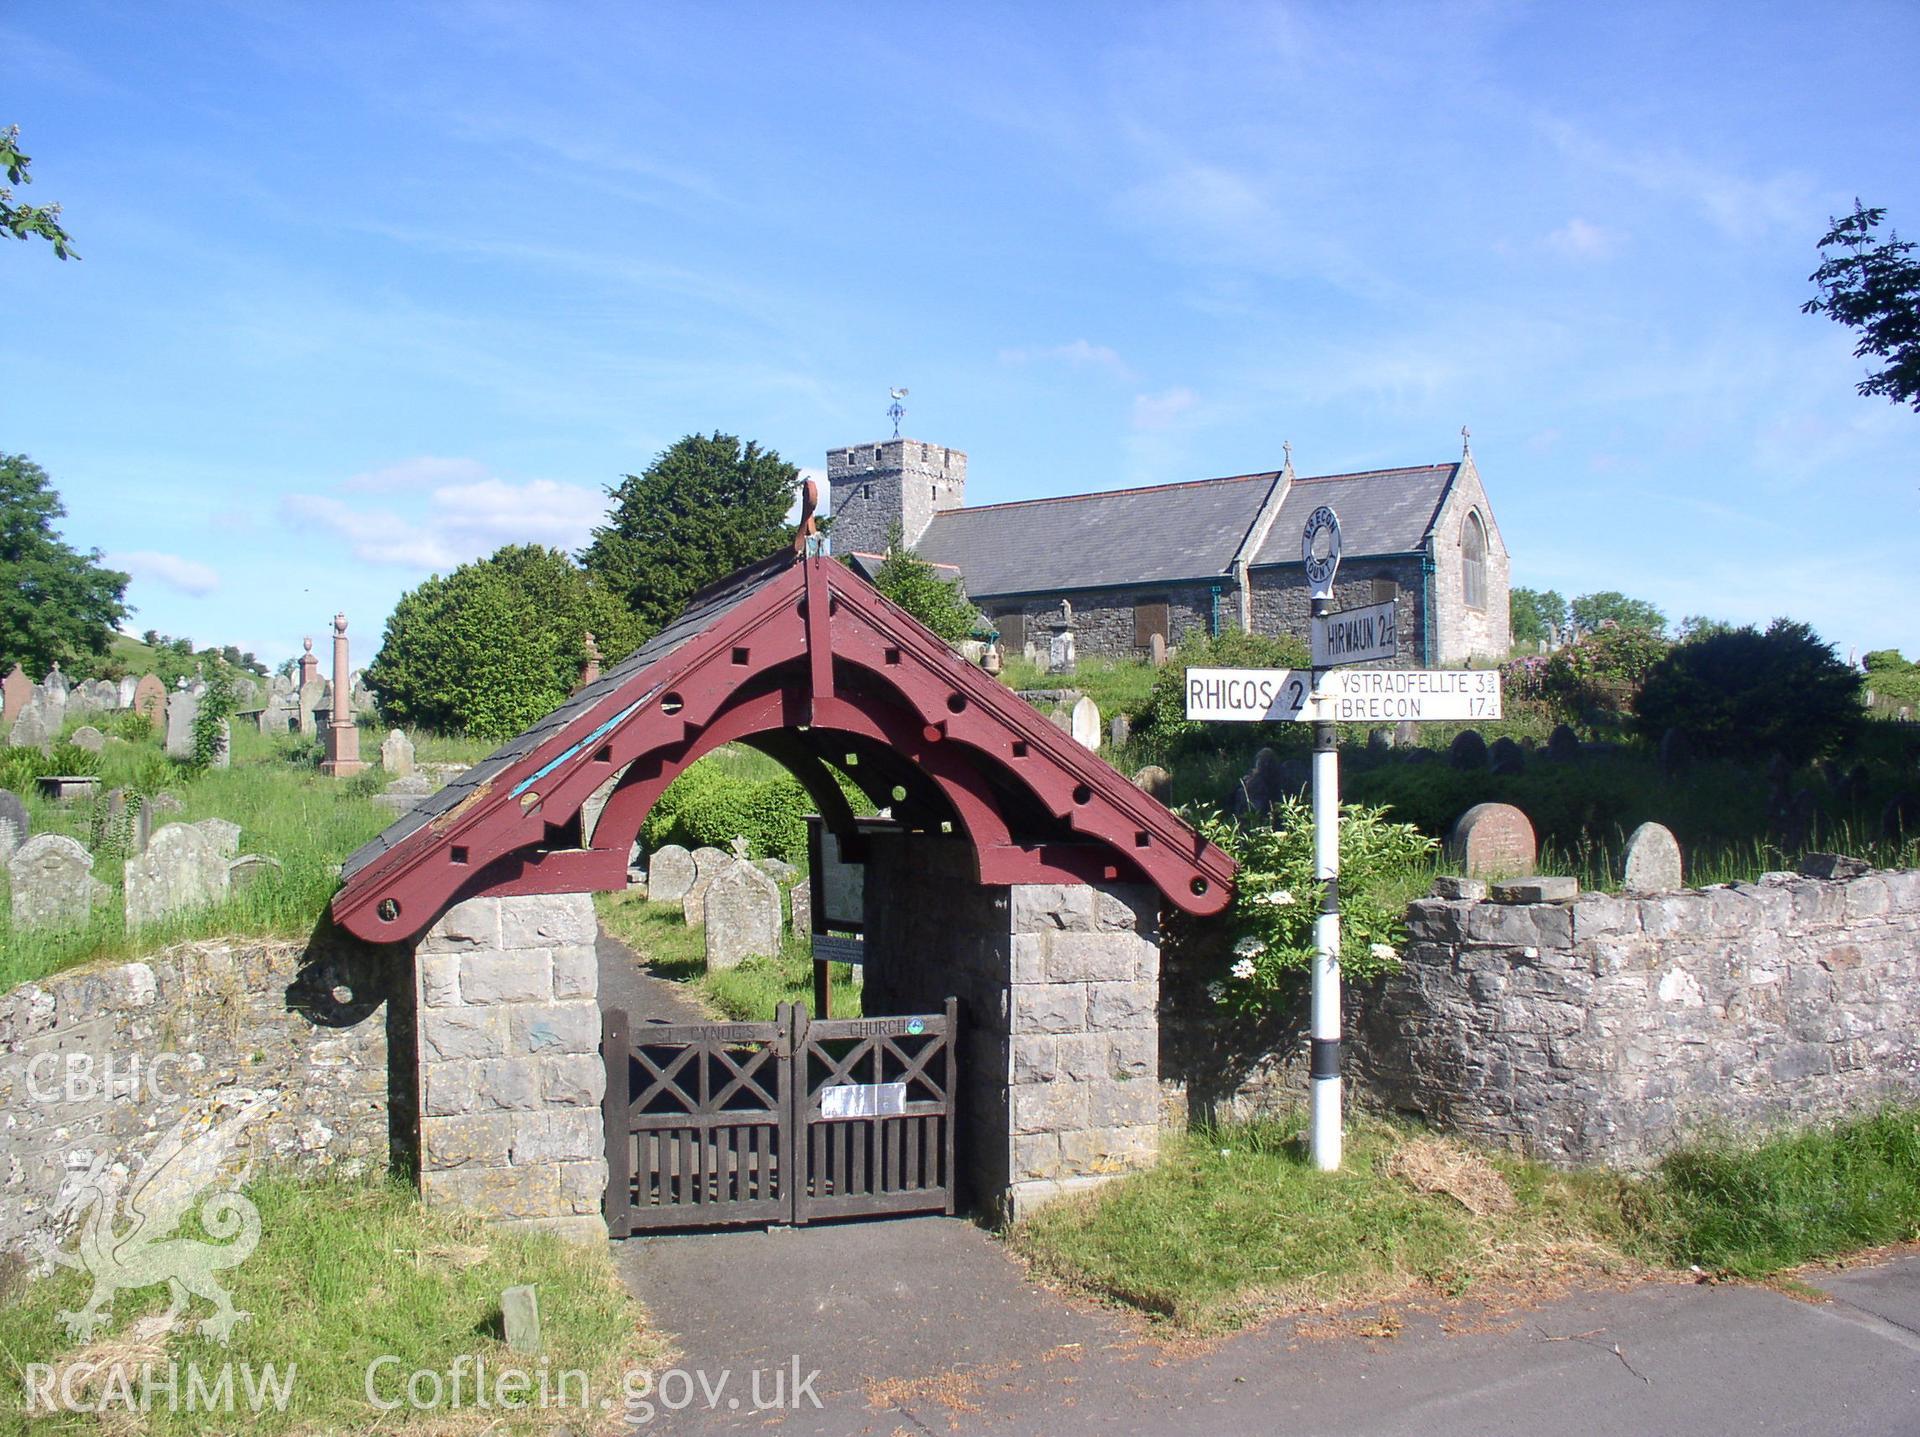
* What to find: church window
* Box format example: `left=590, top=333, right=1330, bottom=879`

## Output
left=1462, top=511, right=1487, bottom=610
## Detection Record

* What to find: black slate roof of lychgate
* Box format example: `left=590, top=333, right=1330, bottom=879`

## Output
left=915, top=471, right=1278, bottom=597
left=1252, top=465, right=1458, bottom=568
left=914, top=463, right=1459, bottom=599
left=338, top=550, right=799, bottom=883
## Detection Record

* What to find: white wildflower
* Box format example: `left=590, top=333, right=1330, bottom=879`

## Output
left=1230, top=957, right=1258, bottom=981
left=1232, top=935, right=1267, bottom=958
left=1257, top=889, right=1296, bottom=907
left=1205, top=981, right=1226, bottom=1004
left=1369, top=942, right=1397, bottom=962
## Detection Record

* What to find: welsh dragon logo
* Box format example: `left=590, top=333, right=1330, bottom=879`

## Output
left=36, top=1093, right=275, bottom=1345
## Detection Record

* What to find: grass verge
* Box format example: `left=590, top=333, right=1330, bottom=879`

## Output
left=595, top=893, right=861, bottom=1021
left=1009, top=1114, right=1641, bottom=1334
left=0, top=1172, right=665, bottom=1436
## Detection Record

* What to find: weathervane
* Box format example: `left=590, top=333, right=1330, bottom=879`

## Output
left=888, top=387, right=909, bottom=438
left=1461, top=424, right=1472, bottom=459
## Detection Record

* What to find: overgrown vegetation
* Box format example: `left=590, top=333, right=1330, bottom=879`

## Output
left=0, top=453, right=129, bottom=677
left=639, top=759, right=815, bottom=864
left=1127, top=628, right=1310, bottom=762
left=0, top=1172, right=662, bottom=1436
left=1632, top=619, right=1864, bottom=764
left=1012, top=1105, right=1920, bottom=1333
left=864, top=529, right=980, bottom=642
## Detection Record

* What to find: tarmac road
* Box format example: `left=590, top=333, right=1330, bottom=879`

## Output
left=610, top=1217, right=1920, bottom=1437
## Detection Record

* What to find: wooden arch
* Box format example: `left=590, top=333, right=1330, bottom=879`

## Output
left=332, top=552, right=1235, bottom=942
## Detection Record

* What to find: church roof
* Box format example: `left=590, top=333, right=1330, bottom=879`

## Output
left=914, top=462, right=1460, bottom=598
left=1250, top=464, right=1458, bottom=568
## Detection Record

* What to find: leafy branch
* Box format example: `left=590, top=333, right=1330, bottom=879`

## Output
left=1, top=126, right=77, bottom=260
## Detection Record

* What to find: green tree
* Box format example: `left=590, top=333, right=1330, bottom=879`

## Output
left=865, top=528, right=979, bottom=642
left=2, top=126, right=76, bottom=259
left=1862, top=649, right=1910, bottom=673
left=1803, top=201, right=1920, bottom=410
left=1677, top=615, right=1737, bottom=641
left=0, top=453, right=128, bottom=675
left=1633, top=619, right=1864, bottom=764
left=580, top=433, right=798, bottom=636
left=1509, top=587, right=1568, bottom=645
left=366, top=545, right=642, bottom=740
left=1569, top=590, right=1667, bottom=637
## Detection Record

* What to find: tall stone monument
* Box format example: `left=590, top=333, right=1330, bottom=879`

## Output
left=297, top=635, right=319, bottom=692
left=321, top=613, right=367, bottom=777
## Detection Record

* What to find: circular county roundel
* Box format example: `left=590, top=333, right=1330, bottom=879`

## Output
left=1301, top=505, right=1342, bottom=594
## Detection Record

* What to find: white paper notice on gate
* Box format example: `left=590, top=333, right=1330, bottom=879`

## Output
left=1313, top=668, right=1502, bottom=722
left=820, top=1081, right=909, bottom=1120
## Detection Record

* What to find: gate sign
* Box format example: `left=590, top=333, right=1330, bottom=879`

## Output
left=820, top=1081, right=908, bottom=1120
left=1184, top=667, right=1313, bottom=722
left=1314, top=668, right=1501, bottom=722
left=1312, top=599, right=1398, bottom=667
left=1301, top=505, right=1342, bottom=598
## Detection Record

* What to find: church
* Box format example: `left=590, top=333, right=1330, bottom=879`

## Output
left=827, top=434, right=1510, bottom=666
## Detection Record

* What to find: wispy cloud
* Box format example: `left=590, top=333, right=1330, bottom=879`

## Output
left=281, top=461, right=607, bottom=571
left=110, top=550, right=220, bottom=598
left=1546, top=217, right=1619, bottom=260
left=998, top=339, right=1136, bottom=381
left=1131, top=387, right=1198, bottom=431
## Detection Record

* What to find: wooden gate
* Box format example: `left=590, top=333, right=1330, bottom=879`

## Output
left=602, top=1000, right=957, bottom=1235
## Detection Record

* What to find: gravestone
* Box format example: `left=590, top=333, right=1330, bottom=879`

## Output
left=1109, top=714, right=1131, bottom=749
left=1658, top=727, right=1693, bottom=775
left=1147, top=632, right=1167, bottom=667
left=1394, top=719, right=1419, bottom=748
left=8, top=834, right=109, bottom=929
left=41, top=665, right=69, bottom=703
left=0, top=788, right=29, bottom=861
left=1400, top=746, right=1435, bottom=765
left=117, top=675, right=139, bottom=708
left=1445, top=802, right=1537, bottom=878
left=132, top=674, right=167, bottom=733
left=1781, top=789, right=1817, bottom=852
left=210, top=719, right=231, bottom=769
left=1620, top=821, right=1684, bottom=891
left=1048, top=709, right=1072, bottom=735
left=1546, top=723, right=1581, bottom=763
left=195, top=817, right=242, bottom=858
left=70, top=725, right=106, bottom=754
left=1047, top=628, right=1076, bottom=675
left=228, top=853, right=284, bottom=891
left=381, top=729, right=415, bottom=777
left=8, top=689, right=62, bottom=749
left=789, top=878, right=812, bottom=936
left=1132, top=765, right=1172, bottom=804
left=1842, top=763, right=1872, bottom=807
left=164, top=688, right=199, bottom=758
left=646, top=845, right=696, bottom=904
left=703, top=861, right=783, bottom=970
left=1, top=664, right=31, bottom=725
left=754, top=855, right=799, bottom=887
left=257, top=695, right=295, bottom=734
left=298, top=679, right=326, bottom=734
left=681, top=846, right=731, bottom=925
left=147, top=792, right=185, bottom=816
left=1448, top=729, right=1487, bottom=771
left=1367, top=727, right=1394, bottom=754
left=1487, top=736, right=1525, bottom=776
left=1070, top=695, right=1101, bottom=750
left=125, top=822, right=230, bottom=929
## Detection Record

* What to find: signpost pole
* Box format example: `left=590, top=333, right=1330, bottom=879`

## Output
left=1308, top=592, right=1343, bottom=1172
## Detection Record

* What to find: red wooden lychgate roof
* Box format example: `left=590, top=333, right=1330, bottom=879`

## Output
left=332, top=551, right=1236, bottom=942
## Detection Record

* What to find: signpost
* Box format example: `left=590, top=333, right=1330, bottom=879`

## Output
left=1184, top=505, right=1503, bottom=1173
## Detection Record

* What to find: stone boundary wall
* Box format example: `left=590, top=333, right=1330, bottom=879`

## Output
left=1352, top=868, right=1920, bottom=1166
left=0, top=932, right=400, bottom=1255
left=412, top=892, right=607, bottom=1241
left=862, top=834, right=1162, bottom=1217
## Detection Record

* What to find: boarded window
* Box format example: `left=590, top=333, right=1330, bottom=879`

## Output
left=998, top=611, right=1026, bottom=649
left=1462, top=512, right=1487, bottom=610
left=1135, top=598, right=1171, bottom=649
left=1372, top=578, right=1399, bottom=604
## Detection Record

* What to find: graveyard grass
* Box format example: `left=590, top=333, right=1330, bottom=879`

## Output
left=0, top=1171, right=666, bottom=1437
left=595, top=892, right=862, bottom=1021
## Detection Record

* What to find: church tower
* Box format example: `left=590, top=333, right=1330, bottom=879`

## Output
left=826, top=439, right=967, bottom=557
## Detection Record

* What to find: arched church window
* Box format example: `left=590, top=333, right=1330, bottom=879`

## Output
left=1462, top=510, right=1487, bottom=610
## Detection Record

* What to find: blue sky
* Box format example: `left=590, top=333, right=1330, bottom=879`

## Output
left=5, top=0, right=1917, bottom=667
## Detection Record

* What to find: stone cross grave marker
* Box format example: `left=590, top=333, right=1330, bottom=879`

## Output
left=1620, top=821, right=1684, bottom=892
left=8, top=834, right=109, bottom=929
left=1446, top=802, right=1537, bottom=879
left=704, top=861, right=782, bottom=970
left=646, top=845, right=695, bottom=904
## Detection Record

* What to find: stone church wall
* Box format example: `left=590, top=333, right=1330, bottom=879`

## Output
left=984, top=583, right=1218, bottom=662
left=1247, top=556, right=1428, bottom=663
left=1427, top=460, right=1510, bottom=663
